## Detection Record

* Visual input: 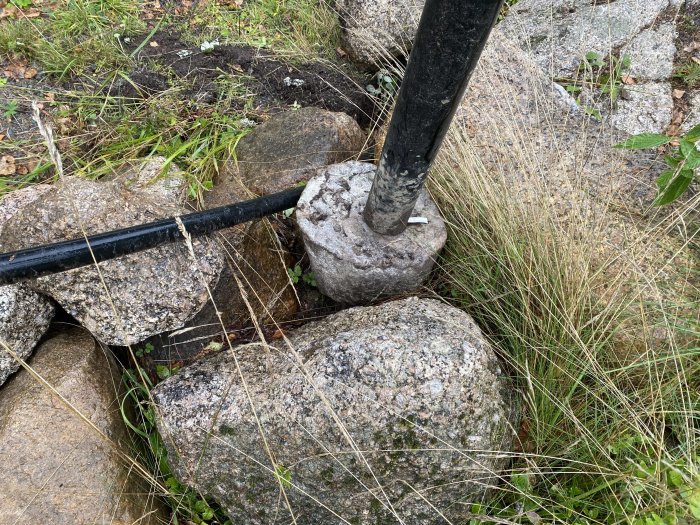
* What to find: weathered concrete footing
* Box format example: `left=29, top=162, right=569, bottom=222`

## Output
left=295, top=161, right=447, bottom=304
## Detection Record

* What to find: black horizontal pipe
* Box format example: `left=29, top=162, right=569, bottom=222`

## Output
left=0, top=186, right=304, bottom=286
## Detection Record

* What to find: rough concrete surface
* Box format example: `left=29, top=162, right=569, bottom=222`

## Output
left=0, top=173, right=223, bottom=346
left=296, top=161, right=446, bottom=304
left=0, top=327, right=165, bottom=524
left=154, top=297, right=519, bottom=525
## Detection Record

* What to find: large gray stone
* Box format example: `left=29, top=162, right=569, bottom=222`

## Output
left=453, top=29, right=672, bottom=214
left=0, top=285, right=53, bottom=387
left=621, top=23, right=677, bottom=81
left=0, top=185, right=54, bottom=387
left=611, top=81, right=674, bottom=135
left=296, top=161, right=446, bottom=304
left=501, top=0, right=672, bottom=76
left=500, top=0, right=677, bottom=133
left=214, top=107, right=367, bottom=198
left=682, top=92, right=700, bottom=133
left=154, top=297, right=518, bottom=525
left=0, top=327, right=165, bottom=524
left=147, top=219, right=298, bottom=364
left=431, top=29, right=697, bottom=356
left=336, top=0, right=425, bottom=67
left=0, top=174, right=223, bottom=346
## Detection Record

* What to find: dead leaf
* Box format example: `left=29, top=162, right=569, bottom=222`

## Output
left=231, top=63, right=244, bottom=73
left=673, top=89, right=686, bottom=99
left=692, top=56, right=700, bottom=65
left=3, top=61, right=32, bottom=80
left=620, top=74, right=636, bottom=85
left=271, top=328, right=285, bottom=340
left=149, top=40, right=159, bottom=48
left=23, top=67, right=37, bottom=79
left=0, top=155, right=16, bottom=176
left=0, top=134, right=4, bottom=141
left=0, top=5, right=18, bottom=19
left=683, top=41, right=700, bottom=53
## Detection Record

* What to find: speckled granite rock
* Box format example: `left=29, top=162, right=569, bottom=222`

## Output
left=0, top=285, right=54, bottom=387
left=0, top=185, right=54, bottom=387
left=154, top=297, right=518, bottom=525
left=612, top=81, right=674, bottom=135
left=682, top=92, right=700, bottom=134
left=103, top=155, right=188, bottom=205
left=500, top=0, right=672, bottom=76
left=451, top=29, right=696, bottom=281
left=215, top=107, right=366, bottom=197
left=453, top=30, right=666, bottom=209
left=500, top=0, right=679, bottom=136
left=621, top=23, right=677, bottom=81
left=0, top=327, right=166, bottom=524
left=429, top=29, right=698, bottom=357
left=0, top=174, right=223, bottom=346
left=336, top=0, right=425, bottom=67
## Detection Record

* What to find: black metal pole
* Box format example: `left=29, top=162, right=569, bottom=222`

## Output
left=0, top=186, right=303, bottom=285
left=363, top=0, right=504, bottom=235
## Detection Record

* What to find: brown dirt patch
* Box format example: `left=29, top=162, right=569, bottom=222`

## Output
left=116, top=31, right=377, bottom=128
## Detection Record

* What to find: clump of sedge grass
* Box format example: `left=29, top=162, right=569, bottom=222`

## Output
left=429, top=118, right=700, bottom=523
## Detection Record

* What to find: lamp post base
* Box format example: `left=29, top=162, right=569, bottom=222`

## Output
left=296, top=161, right=446, bottom=305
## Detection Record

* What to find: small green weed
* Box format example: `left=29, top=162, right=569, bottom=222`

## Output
left=2, top=101, right=18, bottom=119
left=121, top=366, right=232, bottom=525
left=10, top=0, right=33, bottom=8
left=674, top=62, right=700, bottom=88
left=287, top=264, right=316, bottom=287
left=366, top=69, right=398, bottom=101
left=274, top=464, right=292, bottom=489
left=155, top=363, right=180, bottom=381
left=615, top=123, right=700, bottom=205
left=559, top=51, right=631, bottom=117
left=134, top=342, right=154, bottom=358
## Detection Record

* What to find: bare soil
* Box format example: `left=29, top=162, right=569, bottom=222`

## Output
left=118, top=31, right=376, bottom=127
